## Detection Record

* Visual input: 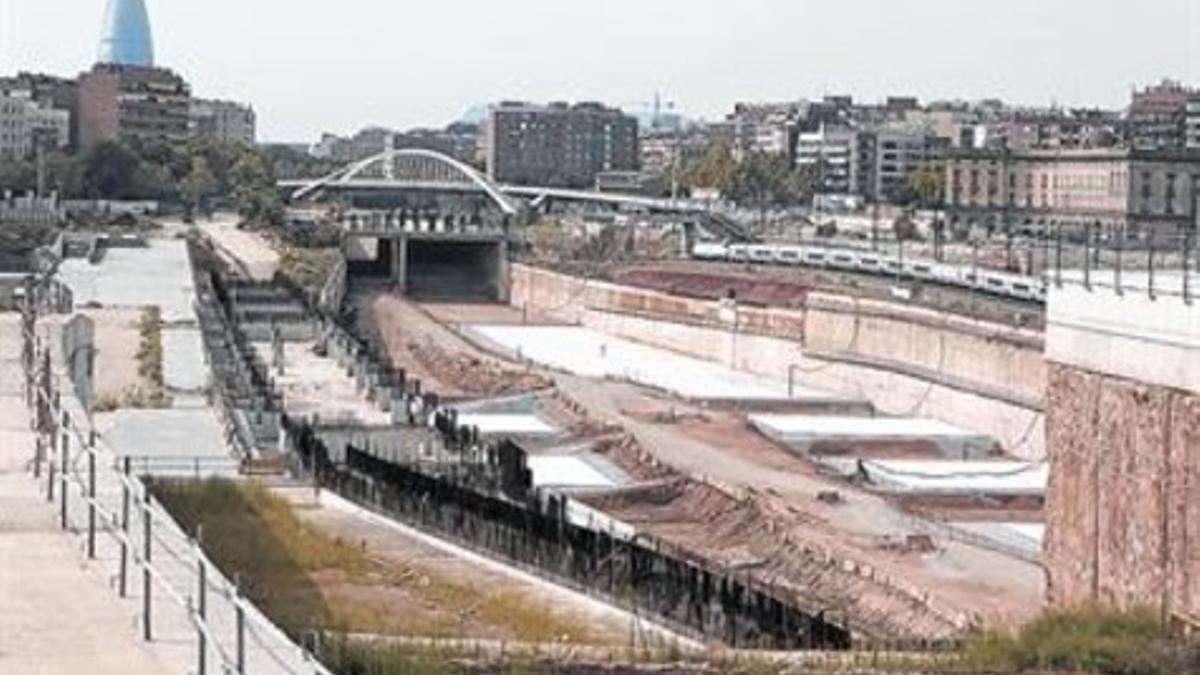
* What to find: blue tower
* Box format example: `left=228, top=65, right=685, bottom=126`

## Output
left=98, top=0, right=154, bottom=67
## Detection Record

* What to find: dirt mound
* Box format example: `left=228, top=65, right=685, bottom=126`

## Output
left=613, top=267, right=809, bottom=308
left=584, top=478, right=970, bottom=643
left=407, top=337, right=550, bottom=398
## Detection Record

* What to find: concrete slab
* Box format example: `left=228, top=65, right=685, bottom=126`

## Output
left=95, top=407, right=230, bottom=463
left=858, top=459, right=1048, bottom=497
left=261, top=342, right=390, bottom=425
left=59, top=241, right=196, bottom=322
left=946, top=522, right=1046, bottom=562
left=470, top=325, right=841, bottom=403
left=456, top=413, right=557, bottom=436
left=527, top=455, right=618, bottom=489
left=1001, top=522, right=1045, bottom=544
left=162, top=327, right=206, bottom=392
left=750, top=414, right=995, bottom=458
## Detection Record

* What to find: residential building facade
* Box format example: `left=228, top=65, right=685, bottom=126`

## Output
left=1128, top=79, right=1194, bottom=150
left=0, top=87, right=71, bottom=160
left=859, top=125, right=949, bottom=203
left=795, top=126, right=859, bottom=195
left=944, top=147, right=1200, bottom=236
left=1187, top=94, right=1200, bottom=149
left=190, top=98, right=256, bottom=145
left=484, top=102, right=639, bottom=188
left=77, top=63, right=191, bottom=149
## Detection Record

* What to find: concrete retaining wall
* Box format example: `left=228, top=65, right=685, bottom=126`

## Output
left=511, top=264, right=1047, bottom=459
left=1045, top=363, right=1200, bottom=620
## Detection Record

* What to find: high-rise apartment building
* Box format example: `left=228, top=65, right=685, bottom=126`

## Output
left=484, top=102, right=639, bottom=188
left=77, top=63, right=191, bottom=149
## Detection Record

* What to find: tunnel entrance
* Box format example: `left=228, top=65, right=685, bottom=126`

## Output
left=405, top=239, right=504, bottom=302
left=345, top=237, right=392, bottom=278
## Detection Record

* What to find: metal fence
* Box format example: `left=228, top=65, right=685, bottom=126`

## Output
left=20, top=307, right=333, bottom=675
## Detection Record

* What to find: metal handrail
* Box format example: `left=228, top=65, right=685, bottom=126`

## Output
left=24, top=334, right=331, bottom=675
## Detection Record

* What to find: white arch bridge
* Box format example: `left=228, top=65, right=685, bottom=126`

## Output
left=285, top=148, right=520, bottom=216
left=280, top=149, right=755, bottom=242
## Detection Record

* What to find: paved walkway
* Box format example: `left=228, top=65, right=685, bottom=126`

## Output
left=198, top=216, right=280, bottom=282
left=0, top=315, right=174, bottom=674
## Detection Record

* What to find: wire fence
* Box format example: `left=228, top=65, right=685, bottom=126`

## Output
left=20, top=307, right=333, bottom=675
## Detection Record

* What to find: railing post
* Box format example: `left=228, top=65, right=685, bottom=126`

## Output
left=1114, top=225, right=1123, bottom=295
left=60, top=424, right=70, bottom=531
left=143, top=491, right=153, bottom=642
left=120, top=456, right=131, bottom=598
left=235, top=576, right=246, bottom=675
left=47, top=447, right=55, bottom=502
left=1083, top=223, right=1092, bottom=290
left=33, top=437, right=42, bottom=479
left=197, top=529, right=207, bottom=675
left=1185, top=229, right=1193, bottom=305
left=87, top=443, right=96, bottom=559
left=1148, top=237, right=1156, bottom=300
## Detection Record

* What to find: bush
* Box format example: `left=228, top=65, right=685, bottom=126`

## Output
left=964, top=605, right=1200, bottom=675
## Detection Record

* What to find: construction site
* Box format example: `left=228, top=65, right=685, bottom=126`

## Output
left=5, top=164, right=1200, bottom=673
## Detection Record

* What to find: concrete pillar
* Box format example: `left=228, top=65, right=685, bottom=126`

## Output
left=393, top=237, right=408, bottom=294
left=376, top=385, right=393, bottom=412
left=495, top=241, right=511, bottom=303
left=390, top=395, right=407, bottom=425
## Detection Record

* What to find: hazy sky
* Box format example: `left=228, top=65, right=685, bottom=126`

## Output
left=2, top=0, right=1197, bottom=142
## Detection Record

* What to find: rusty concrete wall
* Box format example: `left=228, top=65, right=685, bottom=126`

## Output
left=511, top=264, right=1047, bottom=458
left=1045, top=362, right=1200, bottom=620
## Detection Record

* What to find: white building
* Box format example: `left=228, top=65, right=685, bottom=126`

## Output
left=189, top=98, right=256, bottom=146
left=1187, top=95, right=1200, bottom=150
left=0, top=88, right=70, bottom=161
left=795, top=125, right=858, bottom=195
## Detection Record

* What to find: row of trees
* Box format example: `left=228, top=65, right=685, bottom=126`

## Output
left=681, top=142, right=816, bottom=213
left=0, top=139, right=335, bottom=226
left=677, top=140, right=948, bottom=212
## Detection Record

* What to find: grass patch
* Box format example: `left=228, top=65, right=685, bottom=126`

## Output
left=279, top=246, right=340, bottom=296
left=136, top=307, right=164, bottom=387
left=962, top=604, right=1200, bottom=675
left=94, top=308, right=172, bottom=412
left=128, top=307, right=171, bottom=408
left=149, top=479, right=599, bottom=646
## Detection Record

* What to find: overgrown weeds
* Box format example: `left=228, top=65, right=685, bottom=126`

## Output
left=962, top=604, right=1200, bottom=675
left=150, top=479, right=598, bottom=646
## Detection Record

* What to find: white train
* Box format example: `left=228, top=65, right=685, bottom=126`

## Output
left=691, top=242, right=1047, bottom=303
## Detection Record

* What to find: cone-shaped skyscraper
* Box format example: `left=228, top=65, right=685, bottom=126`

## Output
left=97, top=0, right=154, bottom=67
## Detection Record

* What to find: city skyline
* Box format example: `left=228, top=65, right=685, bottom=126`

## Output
left=1, top=0, right=1198, bottom=142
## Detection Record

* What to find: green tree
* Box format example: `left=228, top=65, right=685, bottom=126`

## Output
left=907, top=161, right=946, bottom=209
left=724, top=152, right=809, bottom=221
left=79, top=141, right=144, bottom=199
left=0, top=159, right=37, bottom=193
left=182, top=156, right=219, bottom=215
left=682, top=141, right=736, bottom=191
